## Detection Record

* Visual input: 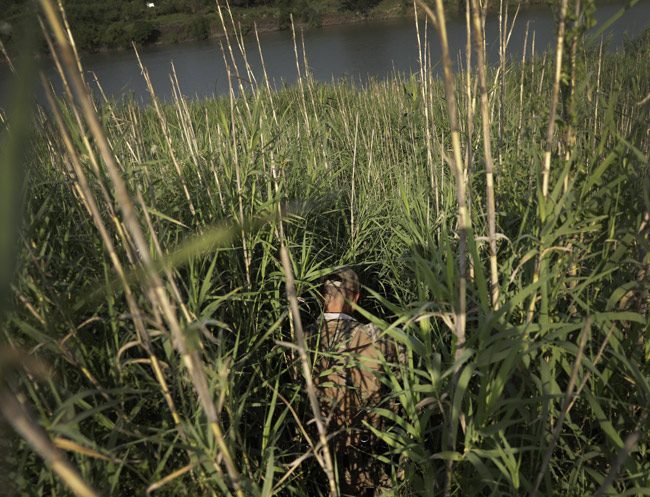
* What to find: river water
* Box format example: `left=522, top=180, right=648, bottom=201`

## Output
left=1, top=0, right=649, bottom=105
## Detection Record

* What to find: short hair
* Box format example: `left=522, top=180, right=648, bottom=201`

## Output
left=322, top=267, right=360, bottom=299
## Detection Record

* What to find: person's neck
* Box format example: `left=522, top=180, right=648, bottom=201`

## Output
left=323, top=310, right=356, bottom=322
left=324, top=306, right=353, bottom=315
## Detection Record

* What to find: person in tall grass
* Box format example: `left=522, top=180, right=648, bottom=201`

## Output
left=314, top=267, right=397, bottom=497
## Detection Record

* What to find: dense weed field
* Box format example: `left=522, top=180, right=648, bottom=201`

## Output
left=1, top=1, right=648, bottom=496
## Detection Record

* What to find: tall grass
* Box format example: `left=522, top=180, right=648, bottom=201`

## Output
left=1, top=0, right=649, bottom=496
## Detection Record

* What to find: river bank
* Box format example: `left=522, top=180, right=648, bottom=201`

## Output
left=1, top=0, right=554, bottom=55
left=3, top=0, right=647, bottom=107
left=99, top=0, right=553, bottom=53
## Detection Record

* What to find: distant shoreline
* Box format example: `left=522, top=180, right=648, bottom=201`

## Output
left=92, top=4, right=418, bottom=55
left=0, top=0, right=627, bottom=58
left=83, top=1, right=554, bottom=55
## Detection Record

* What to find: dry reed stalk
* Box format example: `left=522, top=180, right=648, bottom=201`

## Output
left=254, top=23, right=279, bottom=125
left=414, top=1, right=469, bottom=494
left=90, top=71, right=116, bottom=119
left=538, top=52, right=547, bottom=95
left=364, top=122, right=375, bottom=182
left=527, top=0, right=569, bottom=324
left=264, top=133, right=286, bottom=242
left=39, top=2, right=245, bottom=493
left=464, top=0, right=474, bottom=204
left=137, top=190, right=197, bottom=326
left=206, top=110, right=226, bottom=211
left=122, top=101, right=146, bottom=165
left=0, top=388, right=100, bottom=497
left=592, top=420, right=645, bottom=497
left=253, top=21, right=285, bottom=223
left=290, top=16, right=311, bottom=135
left=39, top=21, right=94, bottom=171
left=541, top=0, right=569, bottom=198
left=414, top=11, right=438, bottom=206
left=494, top=0, right=519, bottom=166
left=497, top=0, right=520, bottom=152
left=470, top=0, right=500, bottom=309
left=531, top=29, right=536, bottom=77
left=300, top=29, right=318, bottom=118
left=498, top=0, right=505, bottom=166
left=351, top=114, right=359, bottom=243
left=563, top=0, right=584, bottom=303
left=170, top=67, right=195, bottom=153
left=147, top=462, right=200, bottom=494
left=529, top=317, right=590, bottom=497
left=593, top=39, right=604, bottom=148
left=562, top=0, right=581, bottom=194
left=132, top=45, right=197, bottom=218
left=0, top=40, right=15, bottom=72
left=414, top=0, right=468, bottom=353
left=223, top=2, right=258, bottom=89
left=56, top=0, right=84, bottom=85
left=224, top=66, right=253, bottom=288
left=169, top=65, right=211, bottom=203
left=278, top=243, right=339, bottom=497
left=517, top=21, right=530, bottom=147
left=216, top=2, right=251, bottom=115
left=41, top=79, right=186, bottom=435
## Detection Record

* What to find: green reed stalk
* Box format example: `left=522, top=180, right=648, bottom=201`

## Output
left=470, top=0, right=500, bottom=309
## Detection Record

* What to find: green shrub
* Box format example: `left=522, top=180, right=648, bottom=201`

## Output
left=101, top=23, right=129, bottom=49
left=187, top=16, right=211, bottom=40
left=130, top=19, right=159, bottom=45
left=341, top=0, right=382, bottom=13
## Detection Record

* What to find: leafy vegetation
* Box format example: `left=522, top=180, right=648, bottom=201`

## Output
left=0, top=0, right=648, bottom=496
left=0, top=0, right=415, bottom=52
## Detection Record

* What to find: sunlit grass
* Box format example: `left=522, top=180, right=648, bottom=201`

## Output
left=1, top=1, right=649, bottom=496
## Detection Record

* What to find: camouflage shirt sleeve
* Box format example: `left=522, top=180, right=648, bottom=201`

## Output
left=358, top=323, right=403, bottom=366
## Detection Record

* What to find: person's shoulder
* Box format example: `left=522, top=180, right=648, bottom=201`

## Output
left=356, top=322, right=403, bottom=363
left=355, top=322, right=383, bottom=343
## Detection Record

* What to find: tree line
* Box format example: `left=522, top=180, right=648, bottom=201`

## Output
left=0, top=0, right=393, bottom=52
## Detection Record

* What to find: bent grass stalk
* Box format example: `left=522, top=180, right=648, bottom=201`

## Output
left=0, top=388, right=100, bottom=497
left=38, top=1, right=245, bottom=494
left=529, top=317, right=590, bottom=497
left=41, top=79, right=186, bottom=435
left=279, top=242, right=338, bottom=497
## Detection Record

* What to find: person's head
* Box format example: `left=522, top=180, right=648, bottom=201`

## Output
left=322, top=268, right=360, bottom=314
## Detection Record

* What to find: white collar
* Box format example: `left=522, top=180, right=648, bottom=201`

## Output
left=323, top=312, right=356, bottom=322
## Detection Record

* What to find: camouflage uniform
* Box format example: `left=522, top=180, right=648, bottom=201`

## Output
left=314, top=312, right=397, bottom=497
